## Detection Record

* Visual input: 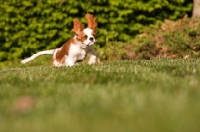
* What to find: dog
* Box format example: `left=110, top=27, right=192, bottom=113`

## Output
left=21, top=13, right=99, bottom=67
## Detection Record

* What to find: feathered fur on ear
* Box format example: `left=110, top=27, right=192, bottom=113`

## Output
left=85, top=13, right=97, bottom=31
left=72, top=19, right=84, bottom=35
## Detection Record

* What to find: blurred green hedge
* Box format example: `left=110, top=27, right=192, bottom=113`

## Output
left=0, top=0, right=193, bottom=61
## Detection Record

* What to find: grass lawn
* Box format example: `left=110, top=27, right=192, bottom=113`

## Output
left=0, top=58, right=200, bottom=132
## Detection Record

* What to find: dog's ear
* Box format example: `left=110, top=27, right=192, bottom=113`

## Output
left=72, top=19, right=84, bottom=35
left=85, top=13, right=97, bottom=31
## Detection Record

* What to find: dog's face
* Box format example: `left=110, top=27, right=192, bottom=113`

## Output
left=72, top=13, right=97, bottom=48
left=82, top=28, right=96, bottom=46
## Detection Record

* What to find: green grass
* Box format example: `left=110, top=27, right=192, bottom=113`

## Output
left=1, top=59, right=200, bottom=132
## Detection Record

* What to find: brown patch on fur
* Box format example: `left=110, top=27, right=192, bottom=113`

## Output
left=85, top=13, right=97, bottom=31
left=92, top=31, right=97, bottom=38
left=72, top=19, right=86, bottom=42
left=72, top=19, right=84, bottom=36
left=78, top=32, right=88, bottom=43
left=55, top=37, right=75, bottom=64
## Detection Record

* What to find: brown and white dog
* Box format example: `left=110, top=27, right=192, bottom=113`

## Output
left=21, top=13, right=99, bottom=67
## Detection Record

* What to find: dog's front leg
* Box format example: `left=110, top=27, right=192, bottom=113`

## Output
left=87, top=48, right=99, bottom=65
left=65, top=56, right=76, bottom=67
left=88, top=55, right=97, bottom=64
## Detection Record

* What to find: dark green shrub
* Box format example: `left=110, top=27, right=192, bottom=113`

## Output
left=0, top=0, right=193, bottom=61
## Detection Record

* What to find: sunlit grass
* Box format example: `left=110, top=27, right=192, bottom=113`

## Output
left=0, top=59, right=200, bottom=132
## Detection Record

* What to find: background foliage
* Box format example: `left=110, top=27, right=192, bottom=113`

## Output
left=130, top=15, right=200, bottom=60
left=0, top=0, right=193, bottom=61
left=99, top=16, right=200, bottom=61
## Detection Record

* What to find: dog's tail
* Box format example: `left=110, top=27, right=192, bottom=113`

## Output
left=21, top=49, right=55, bottom=64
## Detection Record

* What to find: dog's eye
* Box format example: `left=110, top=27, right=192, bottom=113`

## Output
left=92, top=33, right=96, bottom=38
left=84, top=35, right=88, bottom=38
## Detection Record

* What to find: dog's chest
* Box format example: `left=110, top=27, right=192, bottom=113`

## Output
left=69, top=44, right=87, bottom=60
left=76, top=49, right=86, bottom=60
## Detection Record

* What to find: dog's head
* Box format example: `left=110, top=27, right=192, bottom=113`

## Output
left=72, top=13, right=97, bottom=47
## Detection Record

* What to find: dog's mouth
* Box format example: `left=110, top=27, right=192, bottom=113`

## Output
left=81, top=44, right=90, bottom=49
left=81, top=42, right=95, bottom=48
left=89, top=41, right=95, bottom=46
left=81, top=45, right=86, bottom=48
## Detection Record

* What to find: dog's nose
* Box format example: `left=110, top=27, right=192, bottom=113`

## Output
left=89, top=37, right=94, bottom=41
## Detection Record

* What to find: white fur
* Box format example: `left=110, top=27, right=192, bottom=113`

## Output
left=65, top=42, right=86, bottom=66
left=83, top=28, right=96, bottom=46
left=21, top=50, right=54, bottom=64
left=64, top=39, right=97, bottom=67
